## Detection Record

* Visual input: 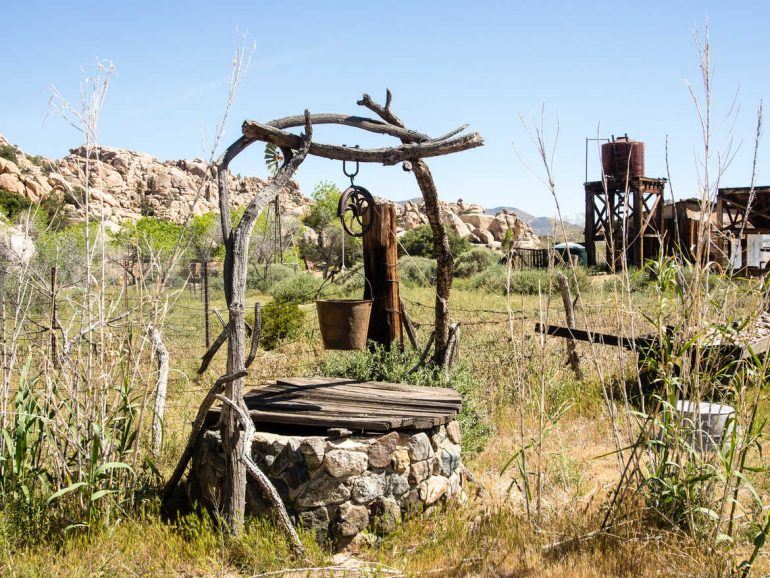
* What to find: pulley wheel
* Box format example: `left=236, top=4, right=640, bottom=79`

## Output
left=338, top=185, right=375, bottom=237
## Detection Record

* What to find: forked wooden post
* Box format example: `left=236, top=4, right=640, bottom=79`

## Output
left=363, top=201, right=402, bottom=349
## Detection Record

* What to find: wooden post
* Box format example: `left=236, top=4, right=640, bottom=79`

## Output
left=50, top=267, right=60, bottom=369
left=633, top=186, right=644, bottom=267
left=556, top=272, right=582, bottom=380
left=363, top=201, right=402, bottom=349
left=584, top=185, right=596, bottom=267
left=203, top=259, right=211, bottom=349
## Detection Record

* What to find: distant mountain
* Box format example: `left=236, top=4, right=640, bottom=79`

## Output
left=486, top=206, right=582, bottom=237
left=396, top=199, right=582, bottom=238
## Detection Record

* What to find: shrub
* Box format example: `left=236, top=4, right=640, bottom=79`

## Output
left=469, top=265, right=591, bottom=296
left=320, top=345, right=493, bottom=454
left=268, top=272, right=323, bottom=304
left=303, top=181, right=340, bottom=231
left=398, top=256, right=437, bottom=287
left=398, top=224, right=471, bottom=258
left=0, top=144, right=18, bottom=163
left=251, top=263, right=297, bottom=291
left=454, top=247, right=498, bottom=278
left=0, top=189, right=31, bottom=220
left=256, top=300, right=306, bottom=350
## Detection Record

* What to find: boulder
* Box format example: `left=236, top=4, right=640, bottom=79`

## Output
left=408, top=432, right=434, bottom=462
left=323, top=449, right=368, bottom=478
left=350, top=472, right=386, bottom=504
left=368, top=432, right=399, bottom=469
left=446, top=420, right=462, bottom=444
left=420, top=476, right=449, bottom=505
left=461, top=213, right=495, bottom=230
left=442, top=211, right=473, bottom=238
left=0, top=173, right=25, bottom=195
left=295, top=472, right=351, bottom=508
left=334, top=502, right=369, bottom=538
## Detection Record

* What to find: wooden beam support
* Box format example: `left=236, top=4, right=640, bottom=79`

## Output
left=242, top=120, right=482, bottom=166
left=363, top=202, right=402, bottom=350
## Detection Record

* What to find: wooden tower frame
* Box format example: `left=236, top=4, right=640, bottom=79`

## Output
left=584, top=176, right=666, bottom=269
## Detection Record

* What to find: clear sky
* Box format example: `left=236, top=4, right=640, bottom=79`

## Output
left=1, top=0, right=767, bottom=219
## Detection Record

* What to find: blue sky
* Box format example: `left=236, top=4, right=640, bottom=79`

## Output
left=1, top=1, right=767, bottom=218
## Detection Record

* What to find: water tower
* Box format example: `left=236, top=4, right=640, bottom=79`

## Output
left=584, top=135, right=666, bottom=269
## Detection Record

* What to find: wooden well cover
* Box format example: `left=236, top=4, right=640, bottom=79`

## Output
left=210, top=377, right=462, bottom=433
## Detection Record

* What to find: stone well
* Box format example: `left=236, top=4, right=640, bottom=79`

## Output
left=188, top=419, right=465, bottom=544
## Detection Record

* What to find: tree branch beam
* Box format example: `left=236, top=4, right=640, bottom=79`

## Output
left=242, top=121, right=482, bottom=166
left=258, top=113, right=433, bottom=142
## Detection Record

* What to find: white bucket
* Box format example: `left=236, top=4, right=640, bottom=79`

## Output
left=674, top=400, right=736, bottom=453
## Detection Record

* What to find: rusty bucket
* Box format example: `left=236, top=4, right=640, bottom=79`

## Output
left=316, top=299, right=373, bottom=350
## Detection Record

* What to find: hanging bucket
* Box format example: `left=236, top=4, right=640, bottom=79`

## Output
left=316, top=299, right=373, bottom=350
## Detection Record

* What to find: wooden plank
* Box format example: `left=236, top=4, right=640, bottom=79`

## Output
left=534, top=323, right=655, bottom=350
left=206, top=406, right=452, bottom=431
left=275, top=377, right=462, bottom=401
left=253, top=384, right=461, bottom=410
left=243, top=397, right=457, bottom=420
left=242, top=395, right=459, bottom=422
left=207, top=377, right=464, bottom=432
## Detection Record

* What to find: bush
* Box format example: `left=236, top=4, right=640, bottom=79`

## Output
left=251, top=263, right=297, bottom=291
left=469, top=265, right=591, bottom=296
left=256, top=300, right=305, bottom=350
left=602, top=268, right=653, bottom=293
left=398, top=256, right=437, bottom=287
left=0, top=144, right=18, bottom=163
left=398, top=224, right=471, bottom=258
left=0, top=188, right=31, bottom=220
left=268, top=272, right=323, bottom=304
left=320, top=345, right=493, bottom=454
left=454, top=247, right=498, bottom=278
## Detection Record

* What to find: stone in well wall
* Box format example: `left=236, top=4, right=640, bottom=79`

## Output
left=188, top=421, right=465, bottom=545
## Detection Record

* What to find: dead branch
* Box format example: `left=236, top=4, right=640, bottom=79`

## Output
left=241, top=120, right=482, bottom=166
left=162, top=370, right=247, bottom=502
left=216, top=394, right=307, bottom=561
left=556, top=272, right=582, bottom=379
left=358, top=91, right=456, bottom=363
left=259, top=112, right=432, bottom=141
left=399, top=297, right=418, bottom=349
left=443, top=322, right=461, bottom=374
left=148, top=324, right=170, bottom=458
left=198, top=322, right=230, bottom=374
left=217, top=111, right=313, bottom=534
left=61, top=309, right=133, bottom=356
left=409, top=330, right=435, bottom=374
left=245, top=302, right=262, bottom=369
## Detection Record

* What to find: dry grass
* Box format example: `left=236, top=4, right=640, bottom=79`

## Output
left=2, top=273, right=766, bottom=576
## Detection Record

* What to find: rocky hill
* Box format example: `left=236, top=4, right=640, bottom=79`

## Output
left=398, top=198, right=540, bottom=250
left=0, top=134, right=308, bottom=225
left=0, top=134, right=539, bottom=251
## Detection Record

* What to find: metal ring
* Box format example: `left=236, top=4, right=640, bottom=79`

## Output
left=337, top=185, right=374, bottom=237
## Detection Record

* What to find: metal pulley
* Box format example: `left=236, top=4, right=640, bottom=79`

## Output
left=337, top=154, right=374, bottom=237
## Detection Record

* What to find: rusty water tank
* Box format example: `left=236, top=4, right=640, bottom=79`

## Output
left=601, top=136, right=645, bottom=180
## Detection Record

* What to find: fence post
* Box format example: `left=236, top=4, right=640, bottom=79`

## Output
left=50, top=266, right=60, bottom=369
left=203, top=258, right=211, bottom=349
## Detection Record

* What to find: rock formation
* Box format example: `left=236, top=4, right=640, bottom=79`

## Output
left=0, top=134, right=308, bottom=225
left=397, top=197, right=540, bottom=250
left=0, top=134, right=539, bottom=252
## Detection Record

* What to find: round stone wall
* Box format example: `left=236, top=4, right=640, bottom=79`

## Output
left=188, top=420, right=465, bottom=545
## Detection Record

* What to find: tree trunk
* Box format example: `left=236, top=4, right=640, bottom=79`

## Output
left=412, top=160, right=453, bottom=364
left=355, top=94, right=454, bottom=364
left=216, top=114, right=312, bottom=535
left=220, top=226, right=250, bottom=533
